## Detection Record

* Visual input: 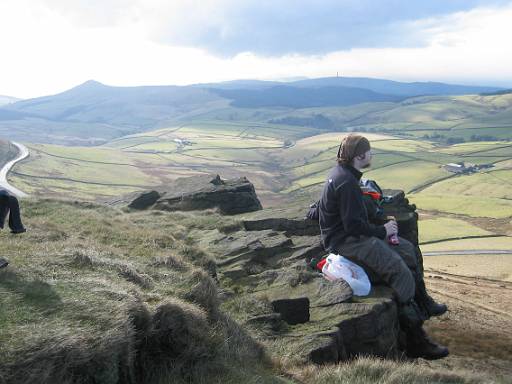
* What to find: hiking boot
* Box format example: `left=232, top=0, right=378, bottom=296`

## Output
left=0, top=257, right=8, bottom=269
left=414, top=274, right=447, bottom=317
left=406, top=326, right=449, bottom=360
left=422, top=296, right=448, bottom=317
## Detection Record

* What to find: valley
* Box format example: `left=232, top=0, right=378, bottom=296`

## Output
left=1, top=79, right=512, bottom=383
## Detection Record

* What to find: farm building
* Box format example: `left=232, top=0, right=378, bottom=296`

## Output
left=444, top=163, right=466, bottom=173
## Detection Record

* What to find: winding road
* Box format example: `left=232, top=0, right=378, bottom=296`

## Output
left=0, top=141, right=29, bottom=197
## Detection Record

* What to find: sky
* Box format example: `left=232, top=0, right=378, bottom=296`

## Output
left=1, top=0, right=512, bottom=98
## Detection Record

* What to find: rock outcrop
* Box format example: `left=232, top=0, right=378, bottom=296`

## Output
left=127, top=174, right=262, bottom=215
left=193, top=189, right=421, bottom=364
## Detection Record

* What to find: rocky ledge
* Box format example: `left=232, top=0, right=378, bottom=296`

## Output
left=126, top=174, right=262, bottom=215
left=191, top=189, right=422, bottom=364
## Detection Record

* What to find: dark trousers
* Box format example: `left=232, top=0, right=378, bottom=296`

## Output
left=335, top=235, right=418, bottom=304
left=0, top=190, right=25, bottom=232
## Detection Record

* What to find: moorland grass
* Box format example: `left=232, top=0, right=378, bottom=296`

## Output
left=0, top=199, right=277, bottom=384
left=0, top=198, right=502, bottom=384
left=293, top=357, right=487, bottom=384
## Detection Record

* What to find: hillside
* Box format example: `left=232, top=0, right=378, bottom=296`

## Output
left=1, top=198, right=509, bottom=383
left=0, top=77, right=504, bottom=145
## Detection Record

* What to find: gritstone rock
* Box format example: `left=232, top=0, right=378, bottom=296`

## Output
left=127, top=174, right=262, bottom=215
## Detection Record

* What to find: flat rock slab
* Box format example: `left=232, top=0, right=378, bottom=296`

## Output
left=125, top=174, right=263, bottom=214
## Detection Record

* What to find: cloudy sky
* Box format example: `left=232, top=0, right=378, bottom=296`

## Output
left=1, top=0, right=512, bottom=98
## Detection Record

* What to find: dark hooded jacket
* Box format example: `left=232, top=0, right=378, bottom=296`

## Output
left=319, top=164, right=386, bottom=252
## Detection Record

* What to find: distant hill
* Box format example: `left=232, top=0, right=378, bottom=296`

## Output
left=197, top=77, right=503, bottom=96
left=0, top=95, right=21, bottom=106
left=480, top=89, right=512, bottom=96
left=287, top=77, right=502, bottom=96
left=0, top=77, right=505, bottom=145
left=211, top=85, right=401, bottom=108
left=8, top=80, right=225, bottom=125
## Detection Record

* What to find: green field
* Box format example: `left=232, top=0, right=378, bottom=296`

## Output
left=418, top=217, right=494, bottom=243
left=410, top=194, right=512, bottom=219
left=4, top=92, right=512, bottom=243
left=421, top=236, right=512, bottom=252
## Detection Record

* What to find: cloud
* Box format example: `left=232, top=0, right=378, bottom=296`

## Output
left=136, top=0, right=510, bottom=56
left=1, top=0, right=512, bottom=98
left=26, top=0, right=511, bottom=56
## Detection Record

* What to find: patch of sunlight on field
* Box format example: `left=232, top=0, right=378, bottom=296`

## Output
left=435, top=142, right=504, bottom=155
left=423, top=254, right=512, bottom=281
left=420, top=170, right=512, bottom=200
left=8, top=175, right=144, bottom=200
left=29, top=144, right=146, bottom=164
left=292, top=160, right=332, bottom=179
left=410, top=194, right=512, bottom=218
left=283, top=173, right=326, bottom=193
left=422, top=236, right=512, bottom=252
left=187, top=138, right=282, bottom=149
left=123, top=141, right=180, bottom=151
left=494, top=158, right=512, bottom=169
left=364, top=161, right=449, bottom=192
left=160, top=152, right=242, bottom=167
left=371, top=139, right=435, bottom=152
left=175, top=124, right=247, bottom=137
left=280, top=132, right=396, bottom=166
left=102, top=136, right=163, bottom=149
left=15, top=151, right=162, bottom=186
left=290, top=152, right=412, bottom=180
left=182, top=148, right=268, bottom=162
left=295, top=132, right=393, bottom=147
left=418, top=217, right=493, bottom=243
left=461, top=145, right=512, bottom=158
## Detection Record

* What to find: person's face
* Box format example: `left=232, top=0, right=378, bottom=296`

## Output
left=359, top=149, right=373, bottom=169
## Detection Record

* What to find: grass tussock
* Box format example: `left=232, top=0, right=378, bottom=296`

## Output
left=184, top=270, right=220, bottom=320
left=293, top=357, right=488, bottom=384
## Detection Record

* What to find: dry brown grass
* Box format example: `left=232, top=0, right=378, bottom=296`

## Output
left=0, top=199, right=280, bottom=384
left=292, top=357, right=488, bottom=384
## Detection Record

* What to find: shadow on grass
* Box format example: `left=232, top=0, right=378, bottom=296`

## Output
left=0, top=270, right=62, bottom=311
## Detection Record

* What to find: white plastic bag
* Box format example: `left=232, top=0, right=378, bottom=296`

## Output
left=322, top=254, right=371, bottom=296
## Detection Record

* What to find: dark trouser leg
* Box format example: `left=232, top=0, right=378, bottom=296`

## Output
left=393, top=236, right=447, bottom=317
left=336, top=236, right=448, bottom=359
left=335, top=236, right=416, bottom=304
left=398, top=237, right=448, bottom=317
left=0, top=192, right=9, bottom=229
left=7, top=195, right=25, bottom=232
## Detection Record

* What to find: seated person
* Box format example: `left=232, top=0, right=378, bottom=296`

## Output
left=0, top=189, right=26, bottom=234
left=318, top=134, right=448, bottom=360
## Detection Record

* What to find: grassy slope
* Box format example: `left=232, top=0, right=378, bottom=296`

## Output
left=0, top=199, right=288, bottom=384
left=0, top=199, right=497, bottom=384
